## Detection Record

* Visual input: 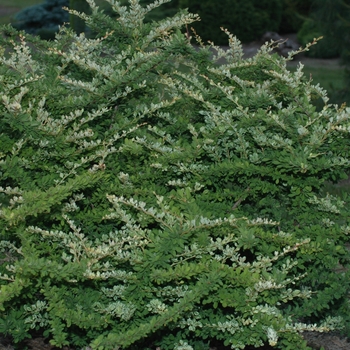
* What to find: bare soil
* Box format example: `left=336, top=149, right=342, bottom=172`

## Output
left=0, top=332, right=349, bottom=350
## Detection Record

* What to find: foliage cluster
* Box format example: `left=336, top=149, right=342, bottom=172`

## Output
left=1, top=0, right=350, bottom=349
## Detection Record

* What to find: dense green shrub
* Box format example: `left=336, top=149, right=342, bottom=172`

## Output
left=1, top=1, right=350, bottom=349
left=279, top=0, right=313, bottom=33
left=297, top=18, right=340, bottom=58
left=297, top=0, right=350, bottom=59
left=179, top=0, right=283, bottom=44
left=12, top=0, right=69, bottom=39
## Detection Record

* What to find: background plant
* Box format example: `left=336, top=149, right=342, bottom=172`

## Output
left=0, top=1, right=350, bottom=349
left=178, top=0, right=284, bottom=45
left=296, top=0, right=350, bottom=105
left=279, top=0, right=313, bottom=33
left=297, top=0, right=350, bottom=59
left=69, top=0, right=90, bottom=33
left=12, top=0, right=70, bottom=39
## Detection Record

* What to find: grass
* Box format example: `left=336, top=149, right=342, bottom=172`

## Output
left=302, top=65, right=345, bottom=92
left=0, top=0, right=41, bottom=7
left=287, top=57, right=346, bottom=94
left=0, top=0, right=43, bottom=25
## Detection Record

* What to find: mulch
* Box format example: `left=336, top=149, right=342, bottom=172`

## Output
left=1, top=332, right=350, bottom=350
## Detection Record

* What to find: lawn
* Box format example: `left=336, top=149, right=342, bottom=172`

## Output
left=0, top=0, right=41, bottom=7
left=288, top=59, right=346, bottom=95
left=0, top=0, right=44, bottom=25
left=304, top=65, right=344, bottom=91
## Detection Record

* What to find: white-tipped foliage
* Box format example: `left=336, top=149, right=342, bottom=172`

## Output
left=0, top=1, right=349, bottom=349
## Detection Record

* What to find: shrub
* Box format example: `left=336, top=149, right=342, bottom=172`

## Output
left=12, top=0, right=70, bottom=39
left=297, top=18, right=340, bottom=58
left=279, top=0, right=313, bottom=33
left=179, top=0, right=283, bottom=44
left=297, top=0, right=350, bottom=59
left=0, top=1, right=350, bottom=349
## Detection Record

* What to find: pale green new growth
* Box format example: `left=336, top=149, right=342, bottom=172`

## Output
left=0, top=1, right=350, bottom=349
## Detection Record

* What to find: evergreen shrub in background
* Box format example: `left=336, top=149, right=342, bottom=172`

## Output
left=178, top=0, right=283, bottom=44
left=296, top=0, right=350, bottom=59
left=0, top=0, right=350, bottom=349
left=294, top=0, right=350, bottom=106
left=297, top=18, right=340, bottom=58
left=279, top=0, right=313, bottom=33
left=13, top=0, right=69, bottom=40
